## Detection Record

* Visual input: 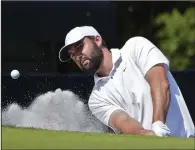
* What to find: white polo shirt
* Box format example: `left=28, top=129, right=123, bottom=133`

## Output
left=88, top=36, right=195, bottom=138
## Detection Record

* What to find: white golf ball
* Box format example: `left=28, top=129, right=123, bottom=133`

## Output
left=11, top=70, right=20, bottom=79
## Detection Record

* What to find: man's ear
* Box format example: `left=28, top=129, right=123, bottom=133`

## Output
left=94, top=36, right=102, bottom=47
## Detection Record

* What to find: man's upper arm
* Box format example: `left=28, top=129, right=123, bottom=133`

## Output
left=124, top=36, right=170, bottom=76
left=89, top=91, right=154, bottom=134
left=88, top=91, right=125, bottom=130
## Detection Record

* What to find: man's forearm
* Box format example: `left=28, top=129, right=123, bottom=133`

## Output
left=118, top=117, right=155, bottom=136
left=145, top=64, right=171, bottom=124
left=109, top=110, right=156, bottom=136
left=151, top=81, right=170, bottom=123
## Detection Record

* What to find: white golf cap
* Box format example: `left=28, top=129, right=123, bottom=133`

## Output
left=59, top=26, right=101, bottom=62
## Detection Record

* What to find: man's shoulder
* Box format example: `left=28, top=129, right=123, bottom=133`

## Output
left=118, top=36, right=138, bottom=57
left=119, top=36, right=152, bottom=56
left=122, top=36, right=149, bottom=48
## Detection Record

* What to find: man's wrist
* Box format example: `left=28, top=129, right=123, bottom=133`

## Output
left=153, top=111, right=166, bottom=124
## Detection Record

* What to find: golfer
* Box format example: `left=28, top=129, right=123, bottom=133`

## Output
left=59, top=26, right=195, bottom=138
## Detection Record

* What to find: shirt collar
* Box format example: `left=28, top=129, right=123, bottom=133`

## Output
left=94, top=48, right=121, bottom=84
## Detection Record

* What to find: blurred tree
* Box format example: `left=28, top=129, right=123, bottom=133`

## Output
left=155, top=7, right=195, bottom=70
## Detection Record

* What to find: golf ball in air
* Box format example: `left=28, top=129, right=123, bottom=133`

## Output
left=11, top=70, right=20, bottom=79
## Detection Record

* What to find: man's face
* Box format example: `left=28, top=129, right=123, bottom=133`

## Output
left=68, top=37, right=103, bottom=73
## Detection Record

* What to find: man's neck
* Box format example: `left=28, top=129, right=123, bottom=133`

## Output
left=96, top=49, right=113, bottom=77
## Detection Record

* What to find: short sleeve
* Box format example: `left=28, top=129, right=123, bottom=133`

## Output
left=124, top=36, right=170, bottom=76
left=88, top=91, right=125, bottom=132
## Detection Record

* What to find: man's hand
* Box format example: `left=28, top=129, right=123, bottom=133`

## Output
left=139, top=130, right=156, bottom=136
left=152, top=121, right=171, bottom=137
left=109, top=110, right=156, bottom=136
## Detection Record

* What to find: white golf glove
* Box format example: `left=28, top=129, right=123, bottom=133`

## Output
left=152, top=121, right=171, bottom=137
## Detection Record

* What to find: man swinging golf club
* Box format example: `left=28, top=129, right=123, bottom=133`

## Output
left=59, top=26, right=195, bottom=138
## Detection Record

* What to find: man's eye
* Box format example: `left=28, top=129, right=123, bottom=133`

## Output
left=76, top=44, right=84, bottom=51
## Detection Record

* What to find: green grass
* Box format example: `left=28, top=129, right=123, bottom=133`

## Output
left=2, top=126, right=194, bottom=149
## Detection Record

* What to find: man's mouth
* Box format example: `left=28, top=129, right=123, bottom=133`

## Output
left=81, top=58, right=86, bottom=66
left=82, top=60, right=90, bottom=68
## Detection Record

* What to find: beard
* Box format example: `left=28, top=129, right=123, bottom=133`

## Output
left=81, top=42, right=103, bottom=73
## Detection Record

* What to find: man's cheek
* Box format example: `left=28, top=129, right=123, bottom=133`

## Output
left=82, top=48, right=93, bottom=58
